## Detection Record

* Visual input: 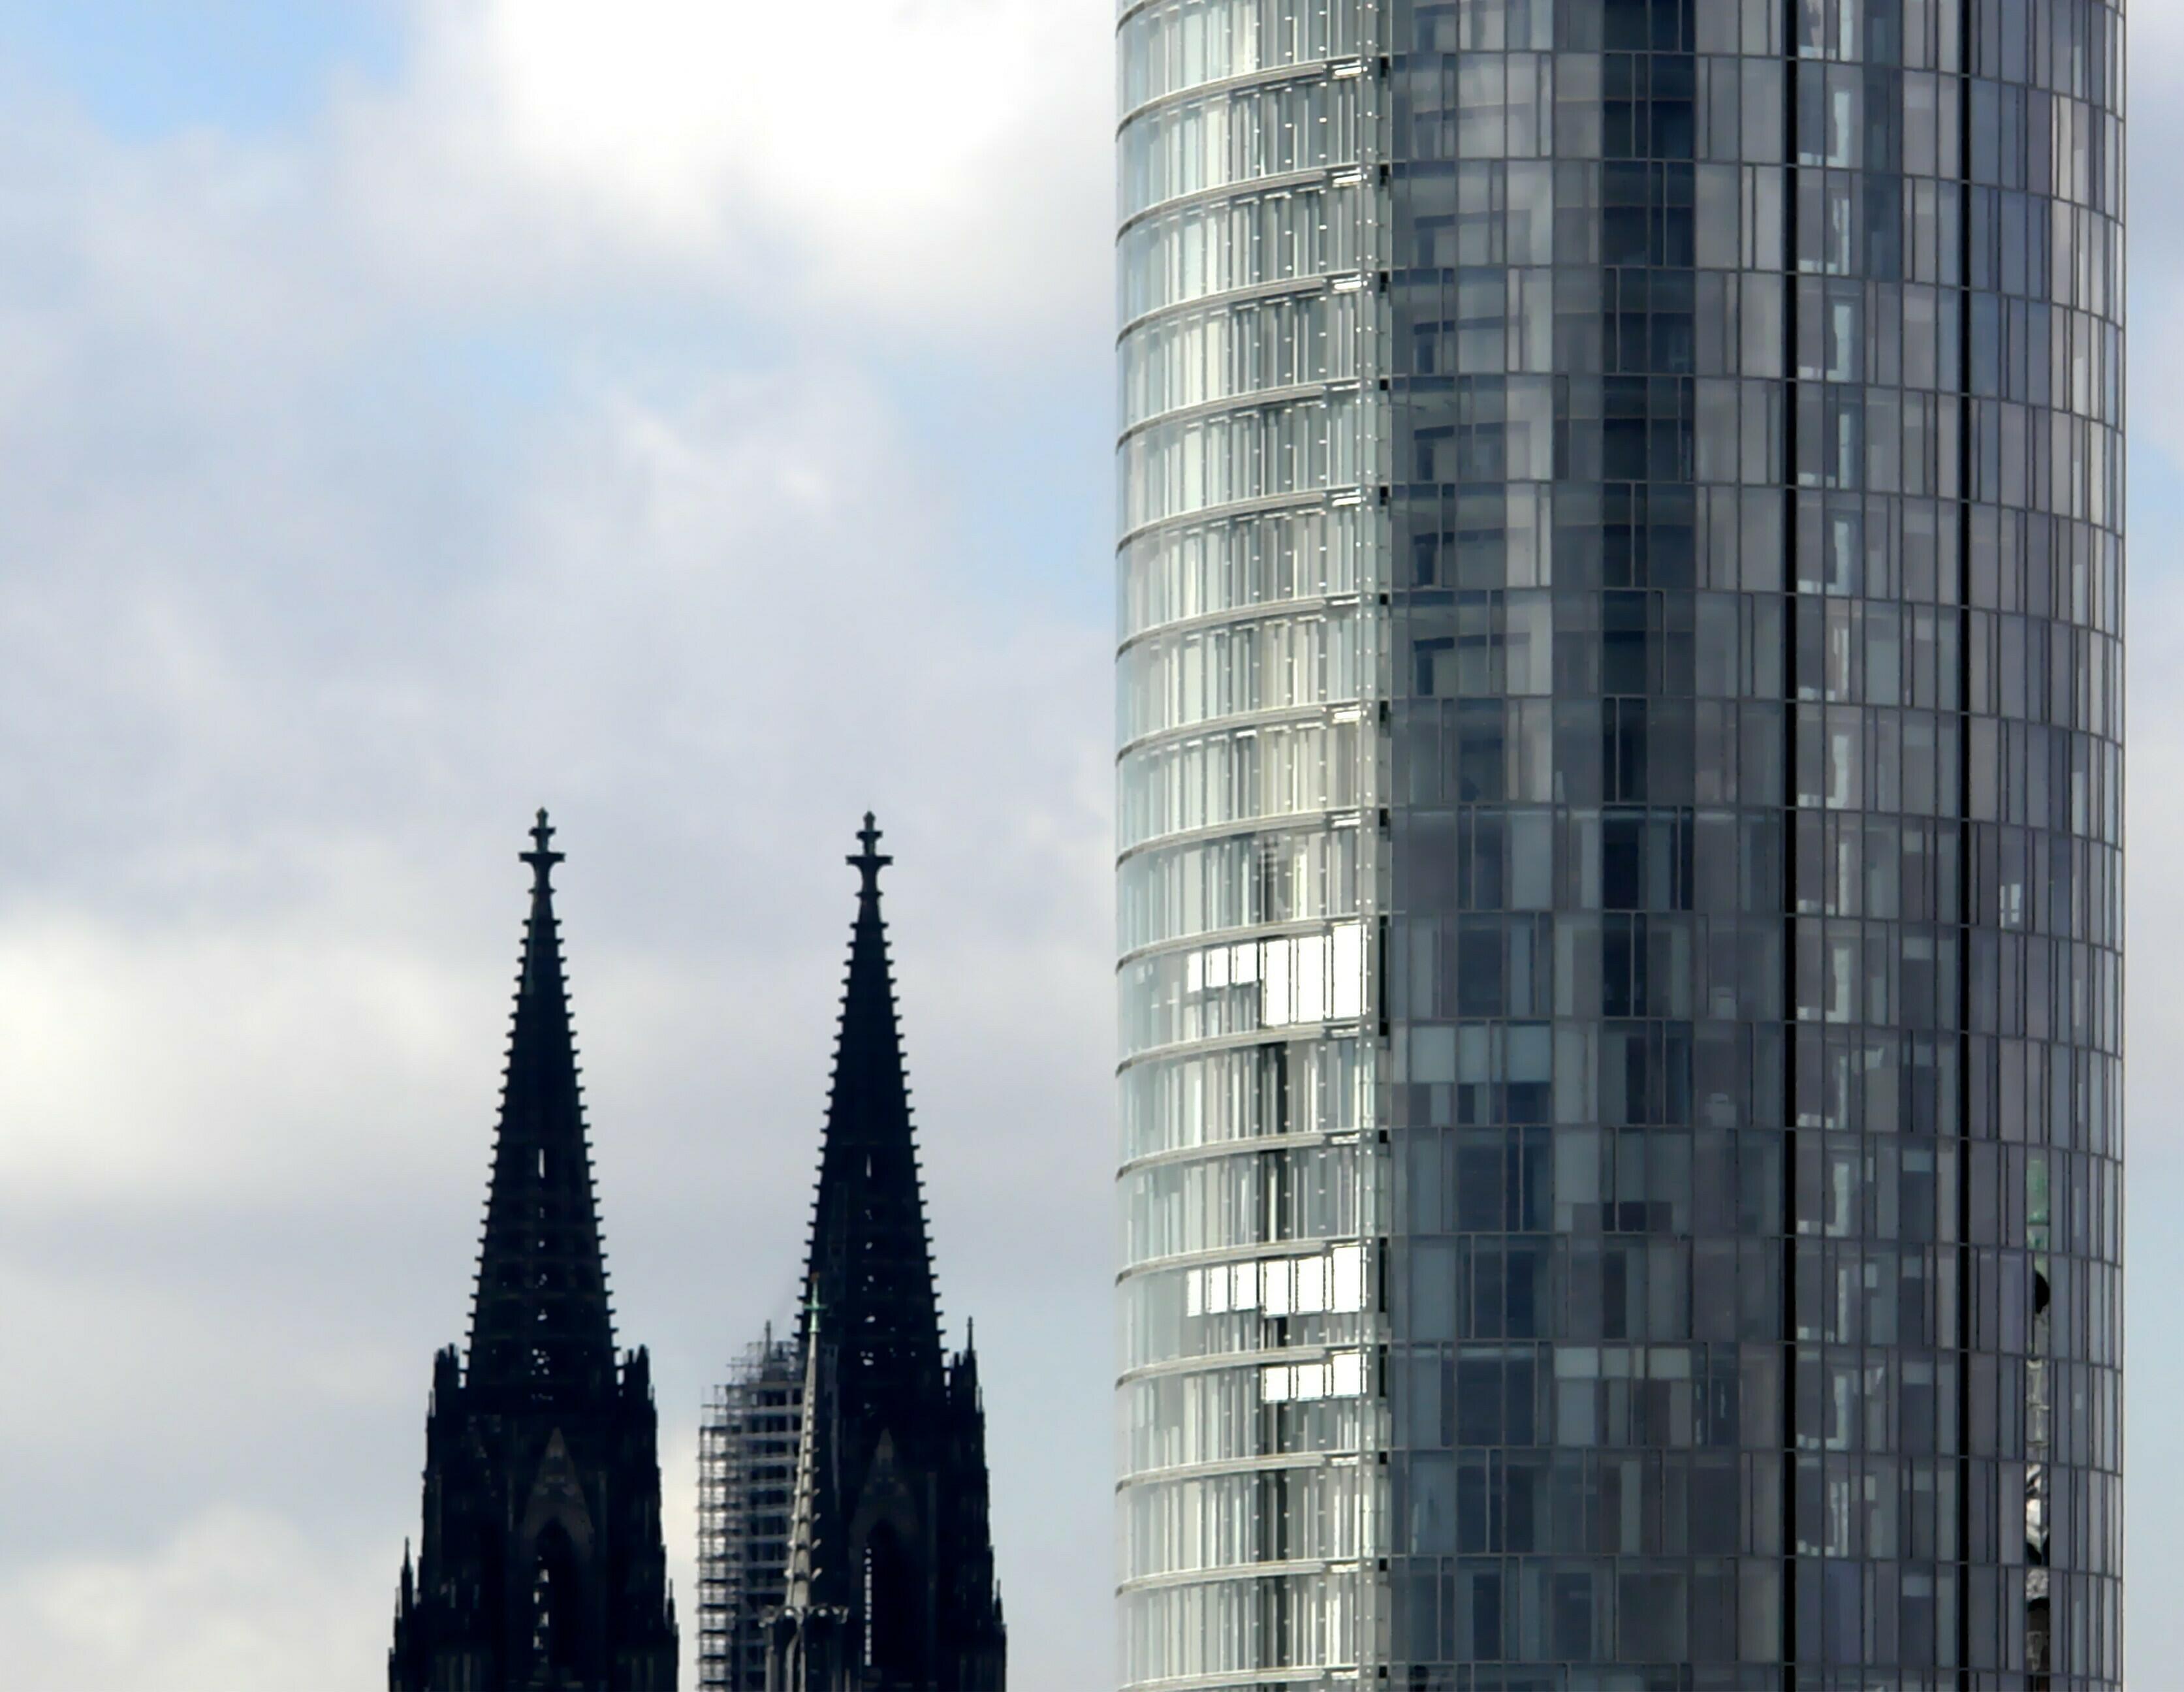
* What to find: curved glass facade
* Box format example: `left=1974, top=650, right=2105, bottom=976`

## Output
left=1116, top=2, right=2121, bottom=1687
left=1116, top=3, right=1386, bottom=1684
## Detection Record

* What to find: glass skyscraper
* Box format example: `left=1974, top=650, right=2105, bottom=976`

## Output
left=1114, top=2, right=2123, bottom=1686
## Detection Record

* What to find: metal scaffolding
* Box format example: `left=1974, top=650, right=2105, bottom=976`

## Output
left=697, top=1329, right=804, bottom=1692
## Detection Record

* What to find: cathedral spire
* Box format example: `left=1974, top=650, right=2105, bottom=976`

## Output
left=394, top=815, right=674, bottom=1691
left=764, top=817, right=1005, bottom=1692
left=464, top=809, right=616, bottom=1403
left=802, top=812, right=943, bottom=1420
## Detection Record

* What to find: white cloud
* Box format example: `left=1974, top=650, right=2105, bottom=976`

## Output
left=0, top=48, right=1115, bottom=1683
left=0, top=914, right=481, bottom=1198
left=329, top=0, right=1115, bottom=338
left=0, top=1509, right=388, bottom=1692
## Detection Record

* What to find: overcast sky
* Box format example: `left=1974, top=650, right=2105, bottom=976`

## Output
left=0, top=3, right=2173, bottom=1688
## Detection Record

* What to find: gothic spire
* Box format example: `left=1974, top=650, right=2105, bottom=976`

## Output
left=770, top=1294, right=853, bottom=1692
left=464, top=809, right=616, bottom=1403
left=802, top=813, right=944, bottom=1431
left=767, top=816, right=1005, bottom=1691
left=782, top=1300, right=826, bottom=1615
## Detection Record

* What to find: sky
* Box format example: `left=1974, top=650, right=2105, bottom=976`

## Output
left=0, top=3, right=2172, bottom=1689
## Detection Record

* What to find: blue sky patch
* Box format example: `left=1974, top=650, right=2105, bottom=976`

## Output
left=0, top=0, right=402, bottom=140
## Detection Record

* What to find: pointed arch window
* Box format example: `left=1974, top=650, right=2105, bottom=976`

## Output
left=530, top=1520, right=581, bottom=1677
left=863, top=1524, right=921, bottom=1679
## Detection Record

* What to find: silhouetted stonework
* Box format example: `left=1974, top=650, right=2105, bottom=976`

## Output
left=766, top=818, right=1005, bottom=1692
left=391, top=815, right=677, bottom=1692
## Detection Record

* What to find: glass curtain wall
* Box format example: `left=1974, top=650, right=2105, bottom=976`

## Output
left=1116, top=1, right=1387, bottom=1685
left=1117, top=2, right=2121, bottom=1689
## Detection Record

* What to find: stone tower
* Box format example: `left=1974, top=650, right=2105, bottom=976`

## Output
left=766, top=816, right=1005, bottom=1692
left=390, top=813, right=677, bottom=1692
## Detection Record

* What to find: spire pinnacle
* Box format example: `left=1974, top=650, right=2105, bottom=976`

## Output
left=522, top=807, right=565, bottom=891
left=803, top=815, right=943, bottom=1482
left=848, top=811, right=891, bottom=896
left=465, top=813, right=614, bottom=1403
left=782, top=1301, right=825, bottom=1609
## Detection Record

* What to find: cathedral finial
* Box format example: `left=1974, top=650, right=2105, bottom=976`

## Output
left=522, top=808, right=565, bottom=892
left=848, top=811, right=892, bottom=894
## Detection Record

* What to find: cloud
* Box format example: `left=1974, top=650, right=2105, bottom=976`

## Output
left=325, top=0, right=1116, bottom=339
left=0, top=913, right=483, bottom=1200
left=0, top=9, right=1115, bottom=1686
left=0, top=362, right=1115, bottom=1681
left=2127, top=10, right=2183, bottom=471
left=0, top=1508, right=388, bottom=1692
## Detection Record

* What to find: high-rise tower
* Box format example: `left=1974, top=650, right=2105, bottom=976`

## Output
left=760, top=817, right=1007, bottom=1692
left=1115, top=3, right=2124, bottom=1687
left=390, top=813, right=678, bottom=1692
